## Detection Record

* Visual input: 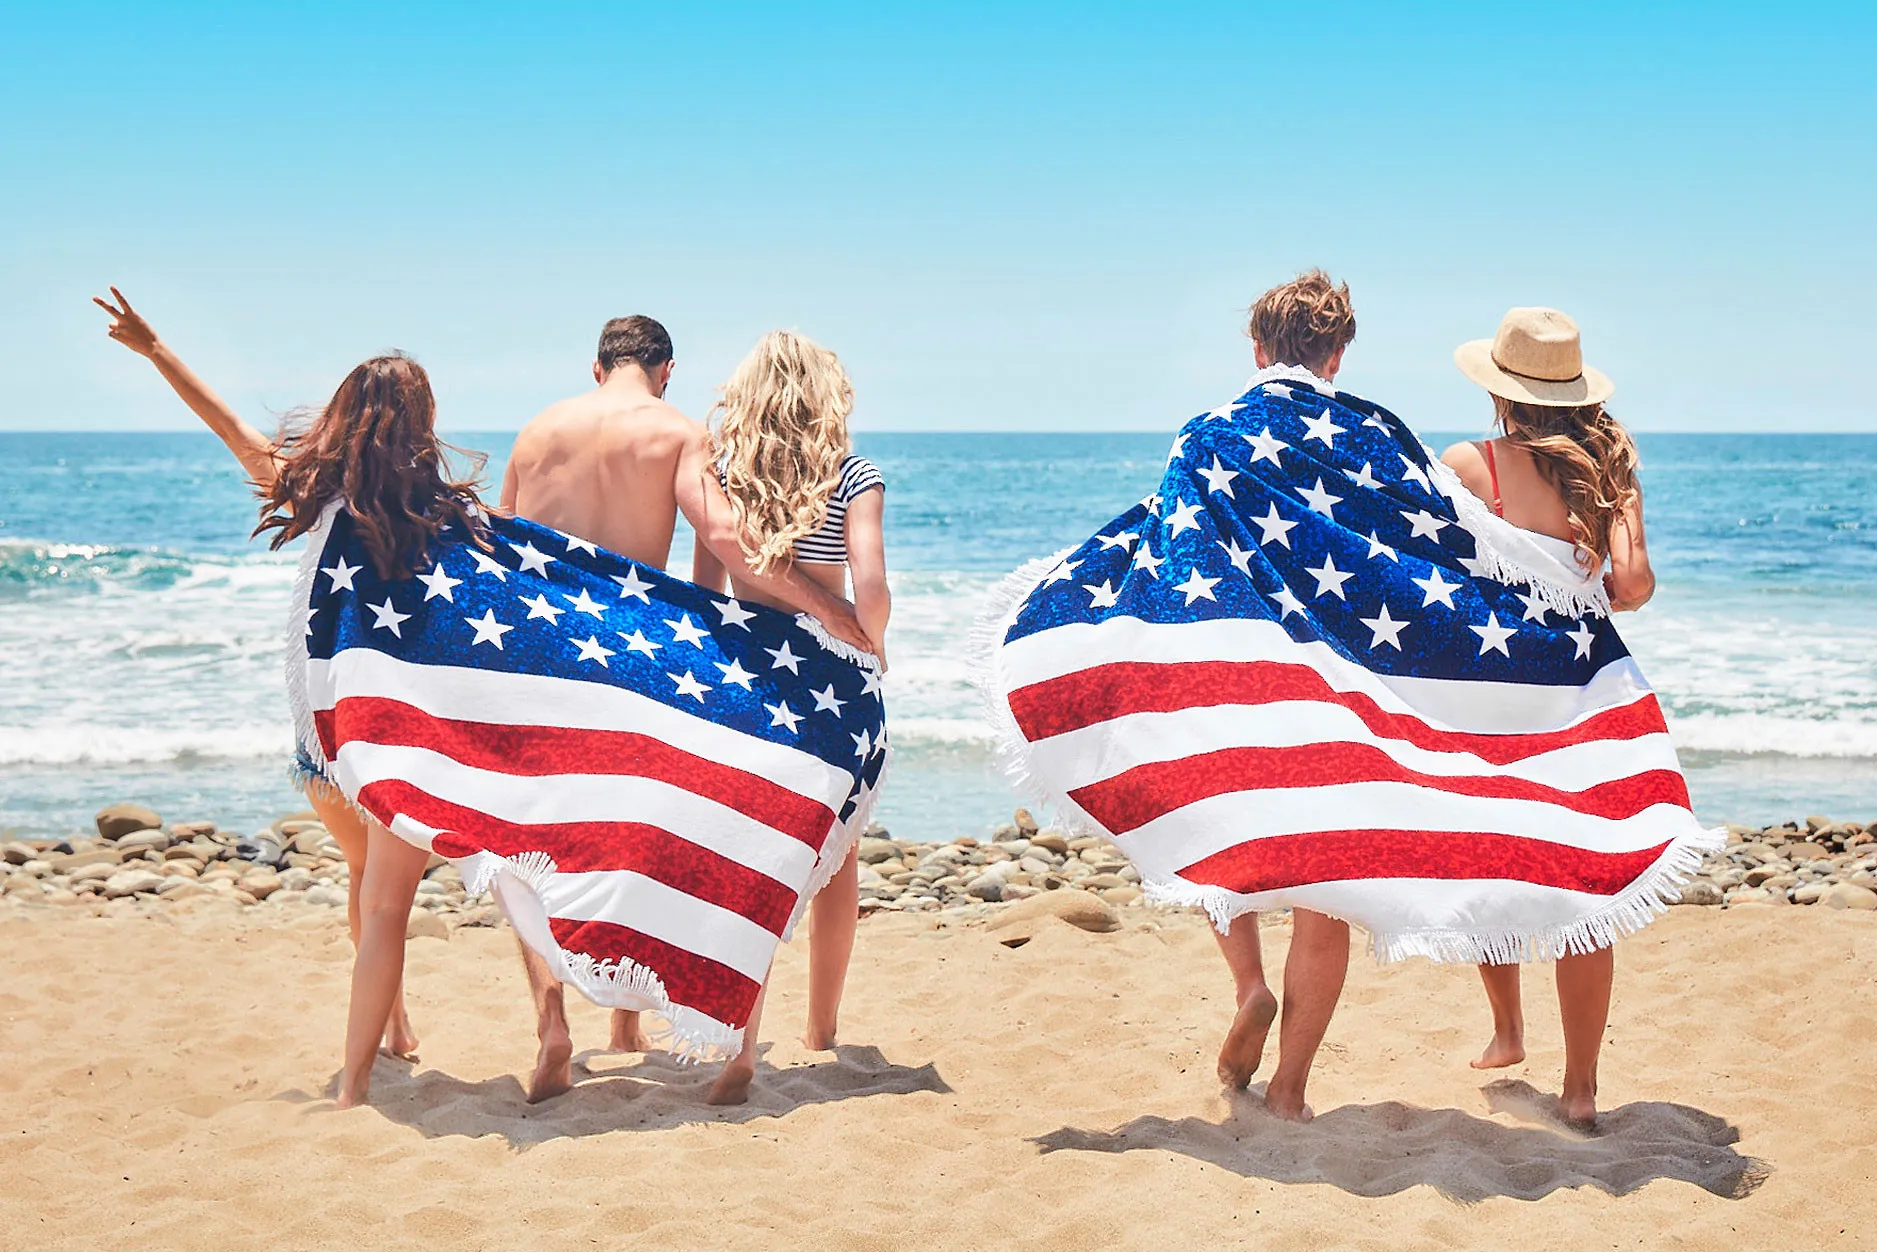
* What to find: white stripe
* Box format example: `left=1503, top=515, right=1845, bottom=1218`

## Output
left=1001, top=614, right=1654, bottom=735
left=387, top=815, right=771, bottom=1006
left=386, top=813, right=440, bottom=853
left=307, top=649, right=854, bottom=806
left=1109, top=784, right=1696, bottom=869
left=1224, top=876, right=1636, bottom=930
left=541, top=868, right=778, bottom=983
left=327, top=740, right=820, bottom=889
left=1024, top=700, right=1683, bottom=795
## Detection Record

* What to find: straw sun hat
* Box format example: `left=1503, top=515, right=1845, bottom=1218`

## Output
left=1454, top=307, right=1614, bottom=407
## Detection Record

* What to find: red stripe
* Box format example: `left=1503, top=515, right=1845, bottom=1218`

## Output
left=355, top=779, right=799, bottom=935
left=1180, top=828, right=1675, bottom=897
left=317, top=698, right=835, bottom=849
left=1009, top=660, right=1668, bottom=765
left=1072, top=742, right=1691, bottom=835
left=547, top=916, right=761, bottom=1028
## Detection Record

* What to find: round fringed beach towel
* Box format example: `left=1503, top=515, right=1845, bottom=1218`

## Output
left=287, top=502, right=887, bottom=1058
left=973, top=364, right=1718, bottom=963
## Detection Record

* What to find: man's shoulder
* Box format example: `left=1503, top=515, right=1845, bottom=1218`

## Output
left=514, top=394, right=592, bottom=438
left=611, top=398, right=703, bottom=442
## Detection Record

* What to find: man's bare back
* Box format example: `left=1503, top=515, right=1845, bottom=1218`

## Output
left=498, top=317, right=872, bottom=1103
left=501, top=379, right=701, bottom=569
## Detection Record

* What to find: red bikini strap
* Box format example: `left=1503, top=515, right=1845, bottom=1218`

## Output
left=1481, top=440, right=1504, bottom=518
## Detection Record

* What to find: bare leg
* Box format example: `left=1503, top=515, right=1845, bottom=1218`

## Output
left=708, top=985, right=766, bottom=1106
left=1264, top=909, right=1348, bottom=1123
left=334, top=826, right=430, bottom=1108
left=308, top=785, right=417, bottom=1058
left=519, top=940, right=574, bottom=1103
left=804, top=849, right=859, bottom=1050
left=1556, top=946, right=1613, bottom=1128
left=1471, top=962, right=1525, bottom=1069
left=608, top=1010, right=650, bottom=1053
left=1212, top=911, right=1277, bottom=1088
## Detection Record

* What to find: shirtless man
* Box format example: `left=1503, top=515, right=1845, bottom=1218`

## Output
left=500, top=314, right=873, bottom=1102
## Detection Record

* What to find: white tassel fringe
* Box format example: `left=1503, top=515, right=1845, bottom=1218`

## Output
left=967, top=540, right=1721, bottom=965
left=283, top=501, right=344, bottom=784
left=1422, top=447, right=1612, bottom=620
left=794, top=612, right=884, bottom=671
left=966, top=548, right=1108, bottom=843
left=479, top=850, right=748, bottom=1062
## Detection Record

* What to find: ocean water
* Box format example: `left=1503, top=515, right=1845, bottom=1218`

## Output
left=1, top=430, right=1873, bottom=844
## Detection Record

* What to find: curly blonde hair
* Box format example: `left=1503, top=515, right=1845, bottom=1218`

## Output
left=1494, top=395, right=1642, bottom=566
left=711, top=330, right=856, bottom=575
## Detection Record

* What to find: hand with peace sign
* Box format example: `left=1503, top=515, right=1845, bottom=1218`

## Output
left=90, top=286, right=280, bottom=487
left=93, top=286, right=162, bottom=358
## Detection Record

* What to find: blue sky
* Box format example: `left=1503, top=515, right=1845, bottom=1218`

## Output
left=2, top=2, right=1871, bottom=433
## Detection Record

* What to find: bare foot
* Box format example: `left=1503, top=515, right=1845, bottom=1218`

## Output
left=707, top=1062, right=754, bottom=1106
left=607, top=1011, right=650, bottom=1053
left=333, top=1081, right=369, bottom=1110
left=1561, top=1086, right=1597, bottom=1129
left=801, top=1025, right=837, bottom=1051
left=1216, top=984, right=1279, bottom=1088
left=527, top=1026, right=574, bottom=1104
left=1263, top=1080, right=1315, bottom=1123
left=382, top=1014, right=420, bottom=1062
left=1470, top=1033, right=1525, bottom=1070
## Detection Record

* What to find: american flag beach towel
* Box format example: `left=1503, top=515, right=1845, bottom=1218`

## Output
left=287, top=503, right=887, bottom=1058
left=973, top=365, right=1719, bottom=964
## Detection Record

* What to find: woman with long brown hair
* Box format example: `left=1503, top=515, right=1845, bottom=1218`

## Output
left=93, top=288, right=482, bottom=1107
left=1441, top=306, right=1656, bottom=1126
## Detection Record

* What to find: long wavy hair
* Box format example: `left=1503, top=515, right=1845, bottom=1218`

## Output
left=1494, top=394, right=1641, bottom=566
left=710, top=330, right=855, bottom=576
left=254, top=353, right=487, bottom=580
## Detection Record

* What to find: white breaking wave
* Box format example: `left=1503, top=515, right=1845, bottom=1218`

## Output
left=0, top=724, right=293, bottom=766
left=1664, top=712, right=1877, bottom=759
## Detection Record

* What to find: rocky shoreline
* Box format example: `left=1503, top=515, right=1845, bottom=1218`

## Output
left=3, top=804, right=1874, bottom=932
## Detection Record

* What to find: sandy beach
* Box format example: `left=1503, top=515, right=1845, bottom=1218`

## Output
left=4, top=891, right=1873, bottom=1249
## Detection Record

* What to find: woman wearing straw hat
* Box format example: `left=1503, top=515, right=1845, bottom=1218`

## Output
left=1440, top=306, right=1658, bottom=1127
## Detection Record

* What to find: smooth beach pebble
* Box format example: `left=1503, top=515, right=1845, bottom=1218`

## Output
left=241, top=871, right=283, bottom=899
left=115, top=829, right=172, bottom=854
left=1820, top=883, right=1877, bottom=910
left=1028, top=830, right=1070, bottom=855
left=102, top=869, right=166, bottom=898
left=94, top=803, right=163, bottom=840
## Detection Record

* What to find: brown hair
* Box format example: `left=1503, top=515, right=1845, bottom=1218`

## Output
left=1494, top=395, right=1641, bottom=565
left=254, top=353, right=487, bottom=581
left=597, top=315, right=674, bottom=375
left=1246, top=269, right=1356, bottom=374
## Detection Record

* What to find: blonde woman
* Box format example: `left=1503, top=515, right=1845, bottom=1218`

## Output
left=1441, top=306, right=1656, bottom=1127
left=692, top=330, right=890, bottom=1104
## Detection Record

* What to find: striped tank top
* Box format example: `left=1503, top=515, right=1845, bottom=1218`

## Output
left=719, top=453, right=885, bottom=566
